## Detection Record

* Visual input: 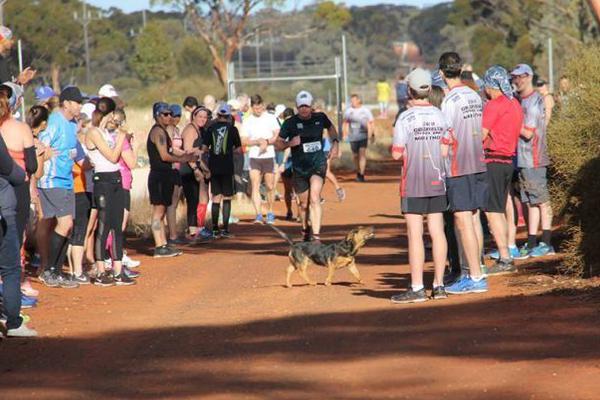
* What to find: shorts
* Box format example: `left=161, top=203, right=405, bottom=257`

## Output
left=249, top=158, right=275, bottom=174
left=38, top=188, right=75, bottom=219
left=485, top=162, right=514, bottom=213
left=519, top=167, right=550, bottom=205
left=123, top=189, right=131, bottom=211
left=402, top=195, right=447, bottom=214
left=292, top=162, right=327, bottom=194
left=148, top=170, right=176, bottom=207
left=350, top=139, right=368, bottom=153
left=446, top=172, right=488, bottom=212
left=211, top=174, right=234, bottom=197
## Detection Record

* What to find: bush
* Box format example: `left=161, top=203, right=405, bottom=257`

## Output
left=548, top=45, right=600, bottom=277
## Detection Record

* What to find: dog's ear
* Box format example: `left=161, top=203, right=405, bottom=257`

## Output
left=346, top=228, right=358, bottom=240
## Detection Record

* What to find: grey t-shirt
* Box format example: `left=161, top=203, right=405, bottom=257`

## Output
left=518, top=91, right=549, bottom=168
left=393, top=105, right=447, bottom=198
left=344, top=106, right=374, bottom=142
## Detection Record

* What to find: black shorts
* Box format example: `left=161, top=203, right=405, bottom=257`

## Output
left=401, top=195, right=448, bottom=215
left=148, top=170, right=176, bottom=207
left=485, top=162, right=514, bottom=213
left=446, top=172, right=488, bottom=212
left=293, top=162, right=327, bottom=194
left=123, top=189, right=131, bottom=211
left=210, top=174, right=234, bottom=197
left=350, top=139, right=368, bottom=153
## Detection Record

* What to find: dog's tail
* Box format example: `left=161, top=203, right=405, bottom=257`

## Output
left=267, top=224, right=295, bottom=246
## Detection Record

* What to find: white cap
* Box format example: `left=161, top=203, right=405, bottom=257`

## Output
left=407, top=68, right=432, bottom=92
left=81, top=102, right=96, bottom=121
left=98, top=84, right=119, bottom=98
left=296, top=91, right=313, bottom=107
left=274, top=104, right=286, bottom=117
left=227, top=98, right=241, bottom=110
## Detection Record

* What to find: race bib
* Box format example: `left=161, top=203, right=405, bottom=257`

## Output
left=302, top=141, right=322, bottom=153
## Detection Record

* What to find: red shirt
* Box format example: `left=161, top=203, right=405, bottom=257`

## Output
left=482, top=95, right=523, bottom=164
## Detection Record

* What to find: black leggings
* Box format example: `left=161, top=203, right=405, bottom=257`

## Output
left=71, top=192, right=91, bottom=246
left=14, top=182, right=30, bottom=248
left=181, top=171, right=199, bottom=227
left=93, top=172, right=125, bottom=262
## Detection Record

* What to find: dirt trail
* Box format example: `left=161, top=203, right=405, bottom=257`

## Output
left=1, top=160, right=599, bottom=400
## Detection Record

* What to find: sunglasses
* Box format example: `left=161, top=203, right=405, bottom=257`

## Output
left=160, top=112, right=173, bottom=117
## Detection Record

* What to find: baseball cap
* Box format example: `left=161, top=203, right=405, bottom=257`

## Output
left=153, top=102, right=170, bottom=118
left=98, top=84, right=119, bottom=98
left=34, top=86, right=56, bottom=103
left=169, top=104, right=182, bottom=117
left=296, top=91, right=313, bottom=107
left=2, top=82, right=23, bottom=110
left=217, top=103, right=231, bottom=116
left=511, top=64, right=533, bottom=76
left=80, top=103, right=96, bottom=121
left=0, top=26, right=13, bottom=42
left=274, top=104, right=286, bottom=117
left=60, top=86, right=85, bottom=104
left=407, top=68, right=432, bottom=92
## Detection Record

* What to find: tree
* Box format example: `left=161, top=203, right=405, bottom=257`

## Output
left=314, top=1, right=352, bottom=29
left=130, top=22, right=176, bottom=83
left=154, top=0, right=281, bottom=86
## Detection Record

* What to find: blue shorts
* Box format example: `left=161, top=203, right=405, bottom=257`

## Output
left=446, top=172, right=488, bottom=212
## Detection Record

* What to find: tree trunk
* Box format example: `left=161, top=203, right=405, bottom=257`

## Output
left=50, top=63, right=61, bottom=93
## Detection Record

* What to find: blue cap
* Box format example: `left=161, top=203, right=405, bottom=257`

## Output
left=511, top=64, right=533, bottom=76
left=217, top=103, right=231, bottom=116
left=431, top=70, right=447, bottom=89
left=169, top=104, right=182, bottom=117
left=34, top=86, right=56, bottom=103
left=153, top=102, right=170, bottom=118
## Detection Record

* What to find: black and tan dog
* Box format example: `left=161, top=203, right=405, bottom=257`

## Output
left=270, top=225, right=375, bottom=288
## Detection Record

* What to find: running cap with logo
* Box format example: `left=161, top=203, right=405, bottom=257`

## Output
left=511, top=64, right=533, bottom=76
left=35, top=86, right=56, bottom=103
left=0, top=26, right=12, bottom=41
left=274, top=104, right=286, bottom=117
left=296, top=91, right=314, bottom=107
left=98, top=84, right=119, bottom=98
left=153, top=102, right=170, bottom=118
left=60, top=86, right=85, bottom=103
left=407, top=68, right=432, bottom=92
left=217, top=103, right=231, bottom=116
left=169, top=104, right=182, bottom=117
left=80, top=103, right=95, bottom=121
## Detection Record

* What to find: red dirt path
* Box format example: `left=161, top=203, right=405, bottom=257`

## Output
left=1, top=160, right=599, bottom=399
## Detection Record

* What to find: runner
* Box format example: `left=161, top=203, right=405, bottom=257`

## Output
left=343, top=94, right=374, bottom=183
left=437, top=52, right=489, bottom=294
left=395, top=73, right=409, bottom=114
left=166, top=104, right=187, bottom=245
left=511, top=64, right=555, bottom=258
left=146, top=102, right=194, bottom=257
left=480, top=66, right=524, bottom=274
left=241, top=94, right=280, bottom=224
left=389, top=68, right=448, bottom=304
left=275, top=91, right=340, bottom=242
left=376, top=77, right=391, bottom=119
left=182, top=96, right=199, bottom=125
left=201, top=104, right=242, bottom=238
left=37, top=87, right=86, bottom=289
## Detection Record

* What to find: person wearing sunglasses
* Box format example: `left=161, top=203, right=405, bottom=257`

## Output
left=146, top=102, right=195, bottom=258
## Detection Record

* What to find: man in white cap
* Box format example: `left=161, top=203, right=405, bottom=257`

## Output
left=390, top=68, right=449, bottom=304
left=0, top=26, right=36, bottom=86
left=511, top=63, right=555, bottom=259
left=275, top=90, right=339, bottom=242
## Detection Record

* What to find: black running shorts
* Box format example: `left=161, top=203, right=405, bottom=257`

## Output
left=210, top=174, right=234, bottom=197
left=148, top=170, right=176, bottom=207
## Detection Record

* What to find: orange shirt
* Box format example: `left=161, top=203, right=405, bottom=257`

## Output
left=72, top=162, right=86, bottom=193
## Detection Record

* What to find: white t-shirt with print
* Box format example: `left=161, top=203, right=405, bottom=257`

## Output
left=242, top=112, right=280, bottom=159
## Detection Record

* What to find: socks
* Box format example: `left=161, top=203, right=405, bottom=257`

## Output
left=47, top=231, right=68, bottom=274
left=542, top=229, right=552, bottom=245
left=527, top=234, right=537, bottom=249
left=211, top=203, right=220, bottom=232
left=222, top=200, right=231, bottom=232
left=196, top=203, right=208, bottom=229
left=411, top=284, right=424, bottom=292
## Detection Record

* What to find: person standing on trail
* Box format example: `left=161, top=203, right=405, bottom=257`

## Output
left=510, top=64, right=555, bottom=259
left=376, top=77, right=391, bottom=119
left=343, top=94, right=374, bottom=183
left=275, top=91, right=340, bottom=242
left=395, top=74, right=409, bottom=114
left=437, top=52, right=489, bottom=295
left=201, top=104, right=242, bottom=239
left=146, top=102, right=195, bottom=258
left=389, top=68, right=448, bottom=304
left=480, top=65, right=523, bottom=275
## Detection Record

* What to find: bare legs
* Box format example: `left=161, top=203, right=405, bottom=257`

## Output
left=405, top=213, right=447, bottom=288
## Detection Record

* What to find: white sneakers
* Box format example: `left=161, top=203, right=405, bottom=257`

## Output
left=7, top=323, right=38, bottom=337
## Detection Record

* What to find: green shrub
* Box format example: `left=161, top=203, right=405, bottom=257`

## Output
left=548, top=45, right=600, bottom=277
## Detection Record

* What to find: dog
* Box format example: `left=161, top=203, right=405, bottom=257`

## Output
left=269, top=225, right=375, bottom=288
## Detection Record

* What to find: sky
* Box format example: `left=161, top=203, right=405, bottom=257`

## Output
left=87, top=0, right=445, bottom=14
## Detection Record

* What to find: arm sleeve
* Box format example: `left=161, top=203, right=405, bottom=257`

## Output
left=0, top=135, right=14, bottom=176
left=24, top=145, right=38, bottom=174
